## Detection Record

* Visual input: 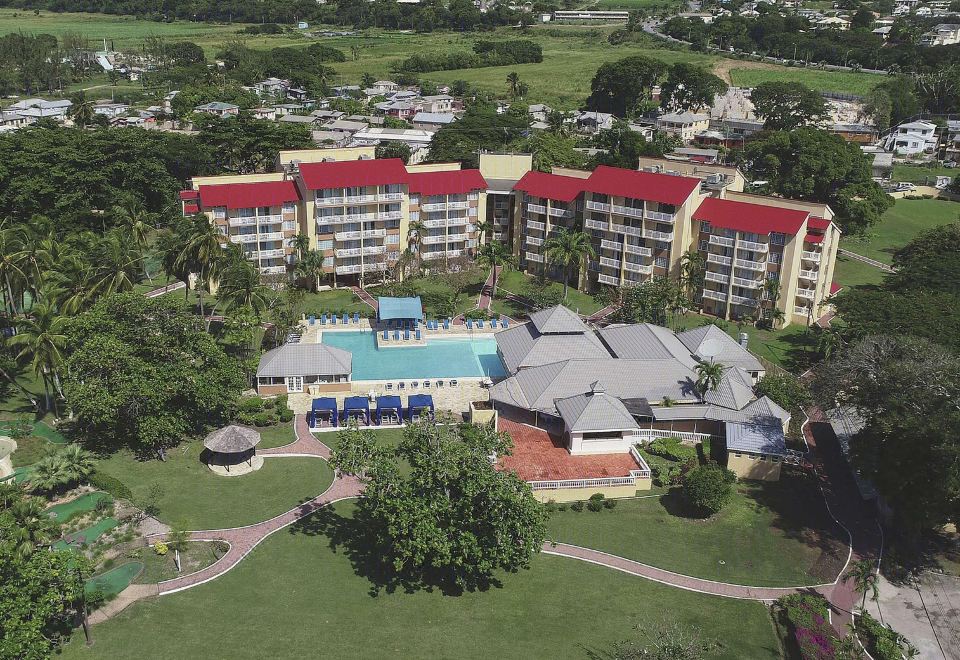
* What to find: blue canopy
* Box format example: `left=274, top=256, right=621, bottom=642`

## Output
left=378, top=296, right=424, bottom=322
left=406, top=394, right=435, bottom=421
left=310, top=397, right=339, bottom=428
left=342, top=396, right=371, bottom=425
left=376, top=395, right=403, bottom=424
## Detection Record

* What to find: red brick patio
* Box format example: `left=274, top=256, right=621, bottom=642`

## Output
left=497, top=417, right=643, bottom=482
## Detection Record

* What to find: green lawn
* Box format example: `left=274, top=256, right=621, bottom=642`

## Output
left=60, top=500, right=782, bottom=659
left=841, top=198, right=959, bottom=265
left=256, top=422, right=295, bottom=449
left=403, top=268, right=489, bottom=317
left=891, top=163, right=958, bottom=185
left=93, top=444, right=333, bottom=529
left=547, top=474, right=846, bottom=587
left=728, top=66, right=881, bottom=96
left=832, top=255, right=886, bottom=288
left=497, top=267, right=603, bottom=316
left=133, top=541, right=223, bottom=584
left=300, top=288, right=373, bottom=318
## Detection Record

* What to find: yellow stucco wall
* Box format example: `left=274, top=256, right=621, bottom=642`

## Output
left=479, top=153, right=533, bottom=181
left=276, top=146, right=376, bottom=169
left=727, top=453, right=782, bottom=481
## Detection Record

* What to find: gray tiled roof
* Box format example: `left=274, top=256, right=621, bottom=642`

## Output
left=703, top=370, right=756, bottom=410
left=528, top=305, right=589, bottom=335
left=598, top=323, right=698, bottom=368
left=677, top=325, right=764, bottom=373
left=495, top=322, right=611, bottom=372
left=257, top=343, right=352, bottom=378
left=725, top=420, right=787, bottom=456
left=555, top=389, right=639, bottom=433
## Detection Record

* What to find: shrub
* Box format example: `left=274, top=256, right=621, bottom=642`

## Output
left=238, top=397, right=265, bottom=413
left=647, top=437, right=698, bottom=463
left=603, top=498, right=617, bottom=509
left=544, top=499, right=558, bottom=513
left=252, top=412, right=273, bottom=427
left=275, top=394, right=289, bottom=410
left=856, top=611, right=910, bottom=660
left=464, top=308, right=489, bottom=320
left=278, top=408, right=294, bottom=423
left=681, top=464, right=736, bottom=515
left=587, top=493, right=605, bottom=512
left=570, top=500, right=584, bottom=512
left=88, top=470, right=133, bottom=501
left=154, top=541, right=168, bottom=556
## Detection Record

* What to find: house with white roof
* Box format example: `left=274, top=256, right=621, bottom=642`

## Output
left=921, top=23, right=960, bottom=45
left=657, top=112, right=711, bottom=142
left=883, top=120, right=938, bottom=155
left=194, top=102, right=240, bottom=118
left=8, top=98, right=72, bottom=120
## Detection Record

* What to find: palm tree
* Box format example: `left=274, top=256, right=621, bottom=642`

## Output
left=113, top=202, right=154, bottom=279
left=177, top=215, right=227, bottom=319
left=694, top=360, right=726, bottom=395
left=0, top=227, right=27, bottom=317
left=30, top=453, right=73, bottom=494
left=475, top=241, right=514, bottom=301
left=816, top=326, right=843, bottom=359
left=6, top=497, right=55, bottom=557
left=10, top=302, right=67, bottom=415
left=761, top=278, right=782, bottom=326
left=679, top=250, right=705, bottom=306
left=70, top=93, right=95, bottom=128
left=289, top=233, right=310, bottom=263
left=88, top=231, right=141, bottom=300
left=218, top=261, right=271, bottom=313
left=295, top=250, right=328, bottom=293
left=47, top=254, right=92, bottom=315
left=407, top=220, right=426, bottom=275
left=516, top=81, right=530, bottom=99
left=473, top=219, right=493, bottom=245
left=506, top=71, right=521, bottom=99
left=543, top=228, right=596, bottom=300
left=844, top=559, right=879, bottom=610
left=58, top=444, right=95, bottom=484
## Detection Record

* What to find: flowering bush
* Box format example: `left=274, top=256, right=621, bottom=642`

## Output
left=776, top=594, right=837, bottom=660
left=154, top=541, right=168, bottom=556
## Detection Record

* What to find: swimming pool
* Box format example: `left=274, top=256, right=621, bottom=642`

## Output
left=321, top=331, right=507, bottom=381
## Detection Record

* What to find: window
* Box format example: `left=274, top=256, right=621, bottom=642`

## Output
left=214, top=208, right=226, bottom=219
left=700, top=221, right=711, bottom=233
left=770, top=232, right=786, bottom=245
left=318, top=239, right=334, bottom=250
left=386, top=234, right=400, bottom=244
left=654, top=256, right=668, bottom=268
left=283, top=203, right=296, bottom=213
left=766, top=271, right=779, bottom=281
left=322, top=257, right=334, bottom=267
left=698, top=240, right=708, bottom=251
left=769, top=252, right=781, bottom=265
left=656, top=241, right=669, bottom=251
left=317, top=188, right=341, bottom=200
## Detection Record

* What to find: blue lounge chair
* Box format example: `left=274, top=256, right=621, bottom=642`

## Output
left=443, top=318, right=450, bottom=330
left=342, top=313, right=348, bottom=324
left=352, top=312, right=359, bottom=324
left=382, top=329, right=389, bottom=340
left=502, top=318, right=509, bottom=328
left=490, top=318, right=498, bottom=329
left=331, top=314, right=337, bottom=325
left=393, top=330, right=400, bottom=340
left=320, top=314, right=327, bottom=325
left=404, top=329, right=410, bottom=340
left=309, top=315, right=316, bottom=326
left=477, top=319, right=484, bottom=328
left=466, top=319, right=473, bottom=329
left=415, top=329, right=421, bottom=341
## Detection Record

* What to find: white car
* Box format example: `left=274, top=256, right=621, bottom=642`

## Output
left=894, top=182, right=916, bottom=192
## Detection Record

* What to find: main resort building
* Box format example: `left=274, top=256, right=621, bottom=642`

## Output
left=180, top=148, right=839, bottom=327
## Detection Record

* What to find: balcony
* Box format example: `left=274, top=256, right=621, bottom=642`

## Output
left=799, top=269, right=819, bottom=281
left=794, top=305, right=810, bottom=316
left=343, top=212, right=377, bottom=222
left=732, top=276, right=762, bottom=289
left=526, top=236, right=544, bottom=247
left=446, top=233, right=469, bottom=242
left=739, top=239, right=768, bottom=253
left=644, top=229, right=674, bottom=242
left=345, top=194, right=378, bottom=204
left=448, top=201, right=469, bottom=210
left=708, top=234, right=734, bottom=248
left=379, top=192, right=404, bottom=201
left=363, top=245, right=386, bottom=256
left=585, top=218, right=608, bottom=231
left=610, top=223, right=643, bottom=238
left=705, top=271, right=730, bottom=284
left=797, top=288, right=816, bottom=299
left=230, top=234, right=259, bottom=244
left=251, top=248, right=286, bottom=259
left=731, top=294, right=758, bottom=307
left=624, top=243, right=652, bottom=257
left=422, top=218, right=447, bottom=229
left=624, top=261, right=652, bottom=275
left=422, top=249, right=463, bottom=260
left=707, top=253, right=732, bottom=266
left=802, top=251, right=822, bottom=262
left=421, top=235, right=446, bottom=245
left=600, top=239, right=621, bottom=252
left=599, top=256, right=621, bottom=269
left=597, top=273, right=620, bottom=286
left=315, top=196, right=345, bottom=206
left=336, top=262, right=385, bottom=274
left=525, top=251, right=544, bottom=263
left=548, top=207, right=573, bottom=219
left=421, top=202, right=446, bottom=212
left=258, top=231, right=284, bottom=242
left=378, top=210, right=403, bottom=221
left=735, top=258, right=766, bottom=271
left=259, top=265, right=287, bottom=274
left=645, top=210, right=675, bottom=223
left=361, top=229, right=386, bottom=239
left=527, top=219, right=546, bottom=231
left=702, top=289, right=727, bottom=302
left=586, top=200, right=610, bottom=212
left=336, top=247, right=362, bottom=258
left=612, top=204, right=644, bottom=219
left=335, top=230, right=361, bottom=241
left=526, top=203, right=547, bottom=215
left=316, top=215, right=348, bottom=225
left=228, top=216, right=258, bottom=227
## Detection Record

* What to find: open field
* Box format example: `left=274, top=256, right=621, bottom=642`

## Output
left=60, top=500, right=782, bottom=659
left=546, top=474, right=846, bottom=587
left=841, top=197, right=959, bottom=265
left=728, top=66, right=880, bottom=96
left=833, top=254, right=885, bottom=288
left=892, top=163, right=958, bottom=185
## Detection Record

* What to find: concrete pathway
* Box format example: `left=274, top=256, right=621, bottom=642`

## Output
left=89, top=584, right=160, bottom=625
left=143, top=281, right=185, bottom=298
left=838, top=248, right=895, bottom=273
left=586, top=303, right=619, bottom=323
left=863, top=572, right=955, bottom=659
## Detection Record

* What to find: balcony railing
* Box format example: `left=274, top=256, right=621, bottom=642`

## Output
left=624, top=261, right=652, bottom=275
left=258, top=231, right=284, bottom=242
left=446, top=233, right=470, bottom=242
left=600, top=239, right=621, bottom=252
left=585, top=200, right=610, bottom=212
left=315, top=196, right=345, bottom=206
left=421, top=235, right=447, bottom=245
left=421, top=202, right=446, bottom=212
left=708, top=234, right=734, bottom=248
left=361, top=229, right=386, bottom=239
left=343, top=212, right=377, bottom=222
left=645, top=210, right=675, bottom=223
left=802, top=251, right=822, bottom=262
left=548, top=206, right=573, bottom=218
left=585, top=218, right=608, bottom=231
left=363, top=245, right=386, bottom=256
left=735, top=258, right=766, bottom=271
left=230, top=234, right=259, bottom=244
left=794, top=305, right=810, bottom=316
left=378, top=210, right=403, bottom=221
left=251, top=248, right=286, bottom=259
left=448, top=201, right=469, bottom=210
left=732, top=276, right=762, bottom=289
left=799, top=269, right=819, bottom=281
left=597, top=273, right=620, bottom=286
left=797, top=288, right=816, bottom=299
left=612, top=205, right=644, bottom=220
left=707, top=253, right=732, bottom=266
left=380, top=192, right=404, bottom=201
left=422, top=218, right=447, bottom=229
left=705, top=271, right=730, bottom=284
left=526, top=203, right=547, bottom=215
left=335, top=230, right=361, bottom=241
left=599, top=256, right=621, bottom=269
left=644, top=229, right=674, bottom=242
left=610, top=223, right=644, bottom=238
left=702, top=289, right=727, bottom=302
left=526, top=236, right=544, bottom=247
left=525, top=251, right=544, bottom=263
left=527, top=219, right=546, bottom=231
left=345, top=194, right=378, bottom=204
left=731, top=294, right=757, bottom=307
left=335, top=248, right=361, bottom=258
left=422, top=249, right=463, bottom=260
left=228, top=216, right=258, bottom=227
left=259, top=265, right=287, bottom=274
left=624, top=243, right=652, bottom=257
left=739, top=239, right=768, bottom=253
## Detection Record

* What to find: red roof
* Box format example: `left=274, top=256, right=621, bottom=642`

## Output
left=179, top=189, right=199, bottom=200
left=807, top=216, right=831, bottom=231
left=183, top=203, right=199, bottom=214
left=198, top=181, right=300, bottom=210
left=514, top=170, right=586, bottom=203
left=407, top=169, right=487, bottom=196
left=298, top=158, right=408, bottom=190
left=830, top=282, right=842, bottom=295
left=693, top=197, right=809, bottom=235
left=585, top=166, right=700, bottom=207
left=804, top=233, right=825, bottom=244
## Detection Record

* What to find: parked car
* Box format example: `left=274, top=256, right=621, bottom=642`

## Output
left=894, top=182, right=917, bottom=192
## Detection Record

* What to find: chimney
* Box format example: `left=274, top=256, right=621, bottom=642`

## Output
left=739, top=332, right=749, bottom=349
left=589, top=380, right=604, bottom=395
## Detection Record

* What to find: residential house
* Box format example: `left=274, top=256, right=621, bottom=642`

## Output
left=255, top=77, right=290, bottom=97
left=575, top=111, right=615, bottom=133
left=419, top=94, right=456, bottom=113
left=657, top=112, right=711, bottom=142
left=816, top=16, right=851, bottom=29
left=921, top=23, right=960, bottom=45
left=92, top=101, right=130, bottom=118
left=883, top=120, right=938, bottom=155
left=412, top=112, right=456, bottom=131
left=256, top=343, right=352, bottom=395
left=528, top=104, right=553, bottom=123
left=193, top=102, right=240, bottom=118
left=8, top=98, right=72, bottom=120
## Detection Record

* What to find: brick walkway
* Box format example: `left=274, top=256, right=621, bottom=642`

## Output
left=586, top=303, right=620, bottom=323
left=351, top=286, right=378, bottom=312
left=143, top=281, right=185, bottom=298
left=478, top=266, right=500, bottom=311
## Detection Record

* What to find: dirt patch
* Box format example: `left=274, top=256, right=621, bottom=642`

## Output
left=712, top=58, right=786, bottom=84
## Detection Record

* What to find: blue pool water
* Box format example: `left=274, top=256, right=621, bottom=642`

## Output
left=321, top=331, right=507, bottom=381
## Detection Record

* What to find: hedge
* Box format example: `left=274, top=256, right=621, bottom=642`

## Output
left=88, top=470, right=133, bottom=502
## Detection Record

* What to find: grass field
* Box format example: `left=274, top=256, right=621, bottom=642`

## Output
left=497, top=267, right=603, bottom=316
left=833, top=254, right=886, bottom=288
left=546, top=475, right=846, bottom=587
left=300, top=288, right=373, bottom=318
left=60, top=500, right=782, bottom=659
left=728, top=66, right=880, bottom=95
left=93, top=444, right=333, bottom=529
left=841, top=198, right=959, bottom=265
left=892, top=163, right=958, bottom=185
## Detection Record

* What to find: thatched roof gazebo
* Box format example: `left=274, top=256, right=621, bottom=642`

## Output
left=203, top=425, right=263, bottom=476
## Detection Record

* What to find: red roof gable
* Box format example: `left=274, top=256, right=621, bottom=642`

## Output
left=407, top=169, right=487, bottom=196
left=585, top=166, right=700, bottom=207
left=804, top=233, right=824, bottom=244
left=513, top=170, right=586, bottom=203
left=183, top=203, right=199, bottom=214
left=807, top=216, right=831, bottom=230
left=179, top=189, right=199, bottom=200
left=830, top=282, right=842, bottom=295
left=198, top=181, right=300, bottom=210
left=693, top=197, right=809, bottom=235
left=298, top=158, right=408, bottom=190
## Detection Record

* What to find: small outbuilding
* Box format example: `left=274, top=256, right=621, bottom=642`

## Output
left=724, top=420, right=787, bottom=481
left=377, top=296, right=424, bottom=328
left=203, top=425, right=263, bottom=476
left=256, top=343, right=352, bottom=395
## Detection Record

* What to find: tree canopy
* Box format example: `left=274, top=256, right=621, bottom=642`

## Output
left=428, top=101, right=529, bottom=167
left=750, top=81, right=828, bottom=130
left=62, top=293, right=245, bottom=455
left=586, top=55, right=667, bottom=117
left=659, top=63, right=727, bottom=113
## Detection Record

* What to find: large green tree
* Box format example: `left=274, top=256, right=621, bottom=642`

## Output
left=741, top=128, right=893, bottom=234
left=62, top=293, right=245, bottom=457
left=192, top=114, right=312, bottom=174
left=428, top=102, right=529, bottom=167
left=331, top=421, right=546, bottom=592
left=586, top=55, right=667, bottom=116
left=750, top=81, right=828, bottom=130
left=659, top=63, right=727, bottom=113
left=543, top=228, right=595, bottom=299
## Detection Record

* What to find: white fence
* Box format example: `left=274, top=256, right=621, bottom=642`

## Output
left=628, top=428, right=714, bottom=443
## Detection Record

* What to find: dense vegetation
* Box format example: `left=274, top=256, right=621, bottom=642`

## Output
left=395, top=39, right=542, bottom=74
